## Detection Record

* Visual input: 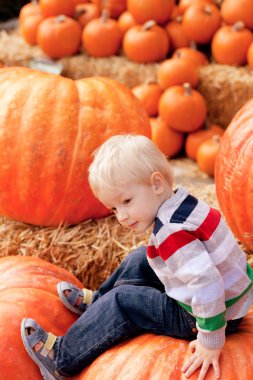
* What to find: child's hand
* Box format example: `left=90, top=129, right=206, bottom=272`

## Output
left=181, top=339, right=221, bottom=380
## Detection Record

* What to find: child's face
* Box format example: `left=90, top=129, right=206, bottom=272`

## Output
left=99, top=181, right=162, bottom=233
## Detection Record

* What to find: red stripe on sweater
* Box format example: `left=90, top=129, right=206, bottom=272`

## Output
left=147, top=245, right=157, bottom=259
left=149, top=208, right=221, bottom=261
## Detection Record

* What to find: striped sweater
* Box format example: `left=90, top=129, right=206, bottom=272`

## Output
left=147, top=187, right=253, bottom=349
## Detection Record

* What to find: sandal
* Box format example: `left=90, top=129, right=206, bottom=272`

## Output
left=57, top=281, right=93, bottom=316
left=21, top=318, right=65, bottom=380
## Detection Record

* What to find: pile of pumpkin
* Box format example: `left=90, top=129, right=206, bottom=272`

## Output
left=19, top=0, right=253, bottom=66
left=17, top=0, right=253, bottom=177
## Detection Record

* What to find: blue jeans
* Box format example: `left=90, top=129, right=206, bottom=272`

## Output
left=55, top=247, right=241, bottom=376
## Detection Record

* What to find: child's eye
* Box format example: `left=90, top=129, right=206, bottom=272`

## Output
left=123, top=199, right=131, bottom=205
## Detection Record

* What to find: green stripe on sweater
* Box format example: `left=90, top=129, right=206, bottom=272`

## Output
left=177, top=265, right=253, bottom=331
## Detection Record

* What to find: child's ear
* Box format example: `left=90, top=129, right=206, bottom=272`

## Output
left=150, top=172, right=165, bottom=194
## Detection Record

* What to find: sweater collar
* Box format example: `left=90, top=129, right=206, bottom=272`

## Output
left=156, top=187, right=189, bottom=220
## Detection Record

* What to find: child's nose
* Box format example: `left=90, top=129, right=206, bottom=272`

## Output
left=117, top=209, right=128, bottom=223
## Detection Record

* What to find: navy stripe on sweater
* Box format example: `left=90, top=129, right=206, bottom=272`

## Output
left=170, top=194, right=198, bottom=223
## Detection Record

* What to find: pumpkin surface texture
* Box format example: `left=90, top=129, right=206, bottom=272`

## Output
left=74, top=312, right=253, bottom=380
left=0, top=255, right=81, bottom=380
left=215, top=98, right=253, bottom=250
left=0, top=67, right=150, bottom=226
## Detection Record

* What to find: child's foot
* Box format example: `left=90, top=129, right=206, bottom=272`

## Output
left=57, top=281, right=93, bottom=316
left=21, top=318, right=65, bottom=380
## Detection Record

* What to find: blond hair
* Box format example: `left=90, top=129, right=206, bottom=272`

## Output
left=88, top=134, right=173, bottom=198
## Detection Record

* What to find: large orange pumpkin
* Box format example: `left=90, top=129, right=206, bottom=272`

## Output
left=0, top=67, right=150, bottom=226
left=215, top=98, right=253, bottom=251
left=0, top=255, right=80, bottom=380
left=74, top=311, right=253, bottom=380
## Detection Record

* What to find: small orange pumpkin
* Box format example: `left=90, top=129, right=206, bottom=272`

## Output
left=159, top=83, right=207, bottom=132
left=178, top=0, right=216, bottom=13
left=165, top=16, right=191, bottom=51
left=211, top=22, right=253, bottom=66
left=117, top=11, right=137, bottom=35
left=37, top=15, right=82, bottom=58
left=39, top=0, right=76, bottom=17
left=132, top=83, right=163, bottom=117
left=123, top=20, right=170, bottom=63
left=150, top=117, right=184, bottom=157
left=20, top=13, right=45, bottom=46
left=196, top=135, right=220, bottom=176
left=172, top=47, right=208, bottom=67
left=91, top=0, right=127, bottom=19
left=182, top=3, right=221, bottom=44
left=82, top=10, right=123, bottom=57
left=19, top=0, right=41, bottom=24
left=221, top=0, right=253, bottom=30
left=74, top=3, right=100, bottom=29
left=185, top=124, right=223, bottom=161
left=157, top=57, right=199, bottom=90
left=127, top=0, right=175, bottom=25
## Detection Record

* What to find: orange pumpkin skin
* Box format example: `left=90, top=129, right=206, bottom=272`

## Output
left=75, top=3, right=100, bottom=29
left=0, top=256, right=80, bottom=380
left=123, top=23, right=169, bottom=63
left=185, top=124, right=223, bottom=161
left=19, top=1, right=41, bottom=23
left=91, top=0, right=127, bottom=19
left=39, top=0, right=76, bottom=18
left=0, top=68, right=151, bottom=226
left=159, top=84, right=207, bottom=132
left=82, top=16, right=123, bottom=57
left=247, top=41, right=253, bottom=69
left=178, top=0, right=215, bottom=13
left=172, top=47, right=209, bottom=67
left=157, top=57, right=199, bottom=90
left=211, top=23, right=253, bottom=66
left=182, top=3, right=221, bottom=45
left=127, top=0, right=175, bottom=25
left=132, top=83, right=163, bottom=117
left=150, top=117, right=184, bottom=157
left=117, top=11, right=137, bottom=35
left=37, top=16, right=82, bottom=58
left=215, top=98, right=253, bottom=250
left=20, top=13, right=44, bottom=45
left=74, top=310, right=253, bottom=380
left=165, top=17, right=191, bottom=51
left=221, top=0, right=253, bottom=30
left=196, top=135, right=220, bottom=177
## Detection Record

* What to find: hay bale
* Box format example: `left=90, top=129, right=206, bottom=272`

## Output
left=198, top=64, right=253, bottom=128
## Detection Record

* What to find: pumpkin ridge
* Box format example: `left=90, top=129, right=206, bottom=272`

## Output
left=46, top=79, right=82, bottom=226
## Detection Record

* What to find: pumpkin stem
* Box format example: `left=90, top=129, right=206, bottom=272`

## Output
left=74, top=8, right=87, bottom=20
left=56, top=15, right=67, bottom=23
left=233, top=21, right=245, bottom=31
left=142, top=20, right=156, bottom=31
left=175, top=15, right=183, bottom=24
left=190, top=40, right=197, bottom=50
left=183, top=82, right=192, bottom=96
left=101, top=8, right=110, bottom=23
left=204, top=5, right=212, bottom=15
left=212, top=134, right=220, bottom=143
